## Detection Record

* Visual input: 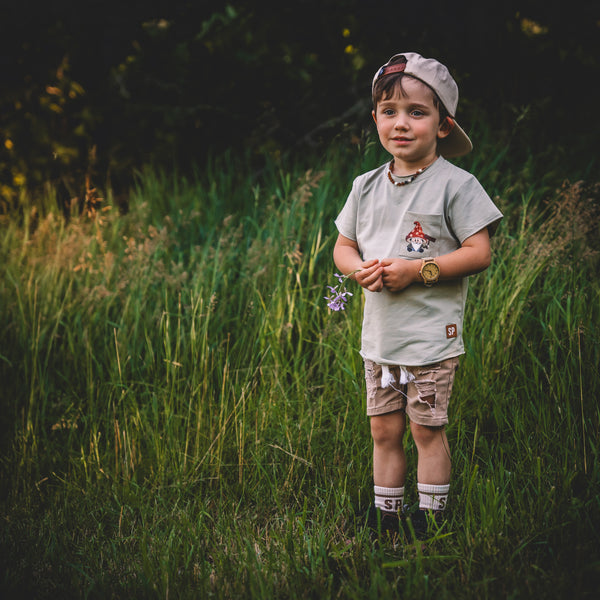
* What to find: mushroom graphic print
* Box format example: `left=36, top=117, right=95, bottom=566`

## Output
left=405, top=221, right=436, bottom=253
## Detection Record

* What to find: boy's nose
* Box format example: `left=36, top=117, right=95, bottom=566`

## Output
left=394, top=114, right=409, bottom=129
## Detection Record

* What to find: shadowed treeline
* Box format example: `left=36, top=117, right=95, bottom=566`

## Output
left=0, top=0, right=598, bottom=213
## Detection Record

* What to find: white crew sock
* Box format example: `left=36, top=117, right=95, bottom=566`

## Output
left=374, top=485, right=404, bottom=513
left=418, top=483, right=450, bottom=511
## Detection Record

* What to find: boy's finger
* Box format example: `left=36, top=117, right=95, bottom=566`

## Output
left=357, top=269, right=381, bottom=288
left=368, top=257, right=383, bottom=264
left=359, top=263, right=380, bottom=276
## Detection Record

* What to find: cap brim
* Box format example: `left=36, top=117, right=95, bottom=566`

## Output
left=438, top=121, right=472, bottom=158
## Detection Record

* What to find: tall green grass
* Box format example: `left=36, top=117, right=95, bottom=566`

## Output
left=1, top=138, right=599, bottom=599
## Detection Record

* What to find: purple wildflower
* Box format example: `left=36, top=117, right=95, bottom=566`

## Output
left=324, top=272, right=355, bottom=311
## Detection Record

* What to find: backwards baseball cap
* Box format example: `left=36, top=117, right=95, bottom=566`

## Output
left=372, top=52, right=473, bottom=158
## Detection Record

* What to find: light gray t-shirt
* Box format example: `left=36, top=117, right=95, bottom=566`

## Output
left=335, top=156, right=503, bottom=366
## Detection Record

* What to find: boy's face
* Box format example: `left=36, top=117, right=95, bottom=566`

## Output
left=372, top=77, right=452, bottom=174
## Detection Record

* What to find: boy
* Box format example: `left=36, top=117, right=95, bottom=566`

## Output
left=333, top=52, right=502, bottom=541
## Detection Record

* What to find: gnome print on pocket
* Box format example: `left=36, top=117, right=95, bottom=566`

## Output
left=406, top=221, right=436, bottom=253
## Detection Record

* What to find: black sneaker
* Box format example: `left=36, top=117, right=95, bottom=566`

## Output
left=366, top=505, right=402, bottom=543
left=408, top=509, right=444, bottom=541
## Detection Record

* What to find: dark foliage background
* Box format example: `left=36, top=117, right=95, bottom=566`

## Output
left=0, top=0, right=597, bottom=211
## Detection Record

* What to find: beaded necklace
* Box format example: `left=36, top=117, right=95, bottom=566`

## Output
left=386, top=159, right=434, bottom=187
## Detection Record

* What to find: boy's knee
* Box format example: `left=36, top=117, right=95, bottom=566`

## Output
left=410, top=422, right=444, bottom=444
left=370, top=412, right=405, bottom=445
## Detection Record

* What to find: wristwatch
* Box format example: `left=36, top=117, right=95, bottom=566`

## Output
left=419, top=258, right=440, bottom=287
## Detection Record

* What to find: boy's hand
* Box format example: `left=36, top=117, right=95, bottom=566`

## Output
left=380, top=258, right=419, bottom=292
left=354, top=259, right=384, bottom=292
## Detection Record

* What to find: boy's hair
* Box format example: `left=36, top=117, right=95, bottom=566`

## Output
left=372, top=56, right=450, bottom=124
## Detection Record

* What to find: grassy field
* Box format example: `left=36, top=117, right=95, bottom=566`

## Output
left=1, top=134, right=599, bottom=599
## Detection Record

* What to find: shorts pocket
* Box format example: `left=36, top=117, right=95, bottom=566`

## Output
left=412, top=363, right=441, bottom=378
left=364, top=360, right=379, bottom=402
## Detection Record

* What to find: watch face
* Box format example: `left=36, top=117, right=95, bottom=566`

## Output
left=422, top=263, right=439, bottom=280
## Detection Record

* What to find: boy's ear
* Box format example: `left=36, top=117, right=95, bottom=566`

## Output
left=438, top=117, right=455, bottom=139
left=372, top=109, right=377, bottom=124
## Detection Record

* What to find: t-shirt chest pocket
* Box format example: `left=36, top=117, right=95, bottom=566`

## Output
left=398, top=212, right=443, bottom=257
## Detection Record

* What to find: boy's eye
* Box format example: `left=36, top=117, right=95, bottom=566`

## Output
left=411, top=109, right=425, bottom=117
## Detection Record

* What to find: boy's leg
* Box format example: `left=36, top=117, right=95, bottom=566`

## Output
left=371, top=411, right=407, bottom=489
left=410, top=422, right=451, bottom=537
left=368, top=411, right=406, bottom=539
left=404, top=357, right=459, bottom=539
left=411, top=423, right=451, bottom=487
left=364, top=360, right=409, bottom=539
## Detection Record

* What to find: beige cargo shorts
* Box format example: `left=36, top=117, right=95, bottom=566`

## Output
left=364, top=357, right=460, bottom=426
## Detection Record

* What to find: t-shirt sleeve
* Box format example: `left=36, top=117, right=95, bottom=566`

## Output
left=334, top=177, right=361, bottom=241
left=447, top=175, right=503, bottom=243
